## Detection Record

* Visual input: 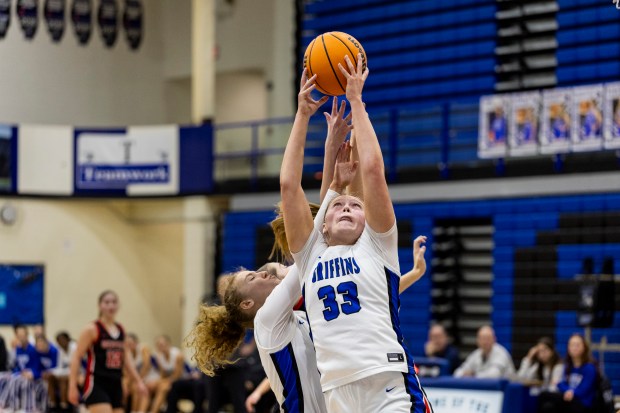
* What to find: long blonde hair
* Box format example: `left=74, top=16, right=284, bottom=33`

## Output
left=185, top=274, right=254, bottom=376
left=269, top=201, right=320, bottom=262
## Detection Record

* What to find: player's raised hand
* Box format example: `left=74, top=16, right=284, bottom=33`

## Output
left=332, top=141, right=358, bottom=192
left=324, top=97, right=352, bottom=151
left=298, top=69, right=329, bottom=117
left=338, top=53, right=369, bottom=103
left=412, top=235, right=427, bottom=277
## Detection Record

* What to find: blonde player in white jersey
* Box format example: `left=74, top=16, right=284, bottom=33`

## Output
left=280, top=57, right=432, bottom=413
left=187, top=91, right=428, bottom=412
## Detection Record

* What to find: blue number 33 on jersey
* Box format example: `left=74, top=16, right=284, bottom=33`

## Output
left=317, top=281, right=362, bottom=321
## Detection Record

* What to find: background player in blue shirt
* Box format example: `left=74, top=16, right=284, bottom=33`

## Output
left=13, top=324, right=41, bottom=380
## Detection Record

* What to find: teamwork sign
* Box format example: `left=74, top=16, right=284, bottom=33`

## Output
left=424, top=388, right=503, bottom=413
left=75, top=125, right=179, bottom=196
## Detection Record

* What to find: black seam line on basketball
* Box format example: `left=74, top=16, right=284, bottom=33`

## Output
left=307, top=39, right=329, bottom=95
left=321, top=34, right=346, bottom=95
left=329, top=33, right=359, bottom=72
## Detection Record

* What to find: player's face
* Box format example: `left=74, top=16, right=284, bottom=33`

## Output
left=15, top=328, right=28, bottom=344
left=568, top=336, right=585, bottom=360
left=323, top=195, right=365, bottom=246
left=236, top=270, right=280, bottom=311
left=262, top=262, right=289, bottom=280
left=99, top=293, right=119, bottom=318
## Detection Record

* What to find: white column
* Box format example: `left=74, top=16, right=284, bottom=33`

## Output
left=192, top=0, right=216, bottom=123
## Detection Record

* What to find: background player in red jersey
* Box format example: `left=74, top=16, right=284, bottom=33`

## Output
left=68, top=290, right=147, bottom=413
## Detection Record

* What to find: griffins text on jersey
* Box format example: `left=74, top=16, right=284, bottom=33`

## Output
left=311, top=256, right=361, bottom=283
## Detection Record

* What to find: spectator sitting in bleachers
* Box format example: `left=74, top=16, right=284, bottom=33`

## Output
left=424, top=324, right=460, bottom=374
left=516, top=337, right=563, bottom=396
left=0, top=325, right=47, bottom=412
left=126, top=332, right=159, bottom=413
left=35, top=335, right=59, bottom=410
left=538, top=334, right=597, bottom=413
left=50, top=332, right=76, bottom=412
left=149, top=335, right=185, bottom=413
left=164, top=365, right=208, bottom=413
left=454, top=325, right=515, bottom=379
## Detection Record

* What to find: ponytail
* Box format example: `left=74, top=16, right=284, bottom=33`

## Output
left=186, top=274, right=254, bottom=376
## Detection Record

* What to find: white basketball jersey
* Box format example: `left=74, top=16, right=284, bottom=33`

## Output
left=293, top=190, right=411, bottom=391
left=254, top=266, right=327, bottom=413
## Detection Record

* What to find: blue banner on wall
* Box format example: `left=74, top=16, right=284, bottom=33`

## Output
left=0, top=265, right=44, bottom=325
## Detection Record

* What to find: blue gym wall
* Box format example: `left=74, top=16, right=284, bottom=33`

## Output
left=222, top=192, right=620, bottom=394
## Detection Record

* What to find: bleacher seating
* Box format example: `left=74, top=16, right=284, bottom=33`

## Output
left=302, top=1, right=497, bottom=110
left=556, top=0, right=620, bottom=86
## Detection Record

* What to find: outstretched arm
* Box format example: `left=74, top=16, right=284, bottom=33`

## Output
left=347, top=130, right=363, bottom=198
left=320, top=97, right=352, bottom=203
left=280, top=70, right=329, bottom=254
left=399, top=236, right=427, bottom=293
left=339, top=54, right=395, bottom=233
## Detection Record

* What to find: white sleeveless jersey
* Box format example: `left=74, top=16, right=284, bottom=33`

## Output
left=293, top=189, right=412, bottom=391
left=154, top=346, right=181, bottom=377
left=254, top=265, right=327, bottom=413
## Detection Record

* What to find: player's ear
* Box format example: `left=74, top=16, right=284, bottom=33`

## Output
left=240, top=299, right=254, bottom=311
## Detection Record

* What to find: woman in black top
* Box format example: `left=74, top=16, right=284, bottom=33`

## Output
left=69, top=290, right=146, bottom=413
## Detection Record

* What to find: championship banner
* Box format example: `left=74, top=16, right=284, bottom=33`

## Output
left=122, top=0, right=141, bottom=50
left=571, top=85, right=603, bottom=152
left=97, top=0, right=118, bottom=47
left=509, top=92, right=540, bottom=157
left=478, top=95, right=509, bottom=159
left=0, top=0, right=10, bottom=39
left=604, top=81, right=620, bottom=149
left=424, top=388, right=504, bottom=413
left=71, top=0, right=92, bottom=45
left=17, top=0, right=39, bottom=39
left=540, top=88, right=572, bottom=154
left=44, top=0, right=66, bottom=42
left=75, top=125, right=179, bottom=196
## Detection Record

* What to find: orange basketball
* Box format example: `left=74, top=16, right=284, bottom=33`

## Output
left=303, top=32, right=367, bottom=96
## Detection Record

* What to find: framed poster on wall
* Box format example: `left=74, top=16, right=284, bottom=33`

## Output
left=540, top=88, right=572, bottom=154
left=571, top=85, right=603, bottom=152
left=509, top=92, right=540, bottom=157
left=478, top=95, right=509, bottom=159
left=604, top=82, right=620, bottom=149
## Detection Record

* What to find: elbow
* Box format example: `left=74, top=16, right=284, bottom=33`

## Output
left=279, top=176, right=297, bottom=194
left=360, top=158, right=385, bottom=177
